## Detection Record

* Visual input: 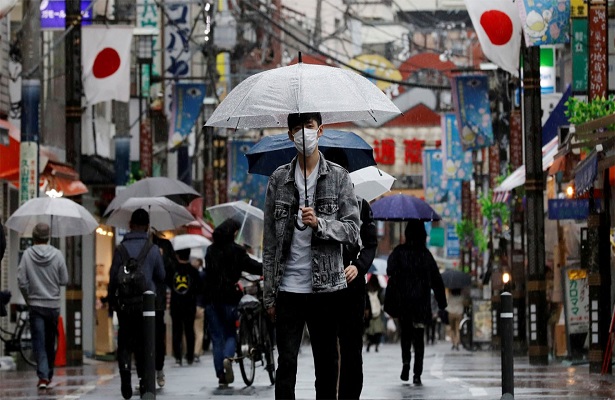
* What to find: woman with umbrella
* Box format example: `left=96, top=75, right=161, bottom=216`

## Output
left=385, top=220, right=447, bottom=385
left=203, top=218, right=262, bottom=387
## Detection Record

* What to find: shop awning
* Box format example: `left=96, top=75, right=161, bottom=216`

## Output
left=0, top=135, right=19, bottom=182
left=40, top=161, right=88, bottom=197
left=574, top=151, right=598, bottom=195
left=542, top=85, right=570, bottom=143
left=494, top=136, right=559, bottom=193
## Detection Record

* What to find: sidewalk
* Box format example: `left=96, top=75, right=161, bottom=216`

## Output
left=1, top=341, right=615, bottom=399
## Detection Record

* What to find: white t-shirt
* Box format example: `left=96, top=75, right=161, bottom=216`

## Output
left=279, top=160, right=319, bottom=293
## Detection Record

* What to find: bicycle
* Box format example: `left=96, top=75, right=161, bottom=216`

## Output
left=235, top=274, right=276, bottom=386
left=0, top=291, right=36, bottom=367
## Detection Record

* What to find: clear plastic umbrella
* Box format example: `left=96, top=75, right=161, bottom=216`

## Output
left=207, top=200, right=263, bottom=251
left=6, top=197, right=98, bottom=237
left=170, top=234, right=212, bottom=251
left=349, top=166, right=396, bottom=202
left=105, top=197, right=195, bottom=231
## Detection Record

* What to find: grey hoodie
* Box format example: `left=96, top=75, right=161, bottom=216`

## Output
left=17, top=244, right=68, bottom=309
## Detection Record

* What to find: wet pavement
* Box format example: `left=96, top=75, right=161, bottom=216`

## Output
left=1, top=341, right=615, bottom=399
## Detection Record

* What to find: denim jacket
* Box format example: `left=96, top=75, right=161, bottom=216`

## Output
left=263, top=152, right=360, bottom=309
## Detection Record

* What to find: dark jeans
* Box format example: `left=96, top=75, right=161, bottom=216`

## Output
left=399, top=317, right=425, bottom=378
left=205, top=303, right=237, bottom=377
left=338, top=287, right=365, bottom=400
left=30, top=306, right=59, bottom=381
left=156, top=310, right=165, bottom=371
left=275, top=291, right=342, bottom=400
left=425, top=317, right=436, bottom=344
left=117, top=310, right=144, bottom=377
left=171, top=305, right=196, bottom=363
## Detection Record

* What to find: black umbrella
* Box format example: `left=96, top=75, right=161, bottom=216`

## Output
left=441, top=269, right=471, bottom=289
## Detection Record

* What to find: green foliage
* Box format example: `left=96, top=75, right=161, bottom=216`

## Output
left=565, top=96, right=615, bottom=126
left=477, top=189, right=510, bottom=227
left=455, top=219, right=488, bottom=253
left=127, top=170, right=147, bottom=185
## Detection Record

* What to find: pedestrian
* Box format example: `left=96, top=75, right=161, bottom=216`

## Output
left=17, top=222, right=68, bottom=390
left=327, top=146, right=378, bottom=400
left=263, top=112, right=360, bottom=399
left=108, top=209, right=165, bottom=399
left=167, top=247, right=201, bottom=366
left=192, top=257, right=206, bottom=362
left=425, top=290, right=439, bottom=345
left=447, top=288, right=465, bottom=351
left=204, top=218, right=262, bottom=388
left=152, top=232, right=176, bottom=388
left=385, top=220, right=447, bottom=386
left=364, top=274, right=385, bottom=353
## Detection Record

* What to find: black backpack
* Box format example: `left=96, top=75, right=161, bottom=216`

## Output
left=115, top=242, right=152, bottom=312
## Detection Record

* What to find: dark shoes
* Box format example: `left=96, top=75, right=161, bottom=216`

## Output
left=413, top=375, right=422, bottom=385
left=223, top=358, right=234, bottom=384
left=37, top=379, right=50, bottom=390
left=120, top=370, right=132, bottom=399
left=400, top=364, right=410, bottom=381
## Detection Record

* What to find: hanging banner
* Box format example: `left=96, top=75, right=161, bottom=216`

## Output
left=139, top=119, right=152, bottom=177
left=19, top=142, right=38, bottom=205
left=441, top=113, right=473, bottom=180
left=517, top=0, right=570, bottom=46
left=572, top=18, right=589, bottom=93
left=509, top=110, right=523, bottom=169
left=423, top=149, right=447, bottom=204
left=562, top=267, right=589, bottom=335
left=164, top=4, right=192, bottom=118
left=228, top=140, right=269, bottom=210
left=169, top=83, right=206, bottom=147
left=432, top=180, right=462, bottom=223
left=446, top=224, right=460, bottom=258
left=589, top=5, right=607, bottom=100
left=137, top=0, right=161, bottom=90
left=451, top=75, right=493, bottom=150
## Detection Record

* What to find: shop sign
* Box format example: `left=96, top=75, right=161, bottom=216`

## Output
left=548, top=199, right=600, bottom=220
left=19, top=141, right=37, bottom=205
left=446, top=225, right=460, bottom=258
left=589, top=5, right=607, bottom=100
left=572, top=18, right=589, bottom=93
left=563, top=267, right=589, bottom=335
left=40, top=0, right=92, bottom=30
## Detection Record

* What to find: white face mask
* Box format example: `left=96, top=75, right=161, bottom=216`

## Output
left=293, top=127, right=319, bottom=156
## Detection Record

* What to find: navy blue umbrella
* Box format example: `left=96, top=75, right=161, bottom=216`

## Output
left=246, top=129, right=376, bottom=176
left=371, top=193, right=441, bottom=222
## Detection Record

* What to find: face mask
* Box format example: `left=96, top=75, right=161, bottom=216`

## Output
left=293, top=127, right=319, bottom=156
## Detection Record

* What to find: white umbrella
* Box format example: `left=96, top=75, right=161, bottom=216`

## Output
left=5, top=197, right=98, bottom=237
left=349, top=166, right=396, bottom=202
left=103, top=177, right=201, bottom=217
left=207, top=200, right=264, bottom=250
left=205, top=59, right=401, bottom=129
left=105, top=197, right=195, bottom=231
left=170, top=234, right=212, bottom=251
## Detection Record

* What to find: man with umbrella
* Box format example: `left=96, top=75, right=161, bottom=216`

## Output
left=263, top=112, right=360, bottom=400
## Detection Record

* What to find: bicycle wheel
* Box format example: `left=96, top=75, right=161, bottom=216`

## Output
left=459, top=317, right=472, bottom=351
left=237, top=316, right=256, bottom=386
left=263, top=322, right=276, bottom=385
left=18, top=318, right=36, bottom=367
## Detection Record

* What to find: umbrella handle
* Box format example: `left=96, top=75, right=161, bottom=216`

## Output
left=294, top=219, right=309, bottom=231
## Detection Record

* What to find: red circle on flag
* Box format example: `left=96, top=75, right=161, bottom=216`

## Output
left=480, top=10, right=513, bottom=46
left=92, top=48, right=121, bottom=79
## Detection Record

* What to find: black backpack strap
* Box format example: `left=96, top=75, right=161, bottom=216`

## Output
left=136, top=241, right=153, bottom=265
left=118, top=244, right=130, bottom=265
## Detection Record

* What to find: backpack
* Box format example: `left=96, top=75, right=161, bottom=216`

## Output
left=115, top=242, right=152, bottom=312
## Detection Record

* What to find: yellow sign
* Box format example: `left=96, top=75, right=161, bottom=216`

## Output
left=571, top=0, right=588, bottom=17
left=568, top=269, right=587, bottom=280
left=346, top=54, right=402, bottom=92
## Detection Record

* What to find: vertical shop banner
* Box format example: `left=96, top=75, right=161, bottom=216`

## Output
left=164, top=4, right=191, bottom=118
left=19, top=141, right=37, bottom=205
left=432, top=180, right=462, bottom=223
left=572, top=19, right=589, bottom=93
left=589, top=5, right=607, bottom=100
left=489, top=144, right=500, bottom=188
left=114, top=136, right=131, bottom=186
left=461, top=180, right=472, bottom=220
left=562, top=267, right=589, bottom=334
left=228, top=141, right=269, bottom=210
left=451, top=75, right=493, bottom=150
left=168, top=83, right=206, bottom=147
left=137, top=0, right=161, bottom=92
left=446, top=224, right=460, bottom=258
left=441, top=113, right=473, bottom=180
left=509, top=110, right=523, bottom=169
left=139, top=119, right=152, bottom=176
left=423, top=149, right=447, bottom=204
left=517, top=0, right=570, bottom=46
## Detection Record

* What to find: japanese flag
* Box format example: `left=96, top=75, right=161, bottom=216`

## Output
left=464, top=0, right=522, bottom=77
left=82, top=26, right=133, bottom=105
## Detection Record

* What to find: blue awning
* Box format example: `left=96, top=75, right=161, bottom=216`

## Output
left=574, top=151, right=598, bottom=195
left=542, top=85, right=571, bottom=143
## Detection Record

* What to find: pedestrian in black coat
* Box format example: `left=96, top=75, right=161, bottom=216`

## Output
left=386, top=220, right=446, bottom=386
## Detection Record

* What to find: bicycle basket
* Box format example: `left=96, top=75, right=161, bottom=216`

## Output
left=238, top=294, right=261, bottom=315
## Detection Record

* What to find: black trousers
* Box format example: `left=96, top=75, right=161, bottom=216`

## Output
left=275, top=291, right=342, bottom=400
left=337, top=287, right=365, bottom=400
left=117, top=311, right=144, bottom=377
left=170, top=305, right=196, bottom=363
left=155, top=310, right=165, bottom=371
left=399, top=317, right=425, bottom=378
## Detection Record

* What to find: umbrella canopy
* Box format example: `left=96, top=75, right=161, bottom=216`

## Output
left=441, top=269, right=472, bottom=289
left=103, top=177, right=201, bottom=217
left=246, top=130, right=376, bottom=176
left=349, top=166, right=395, bottom=202
left=368, top=258, right=388, bottom=275
left=170, top=234, right=212, bottom=251
left=205, top=61, right=401, bottom=129
left=371, top=194, right=441, bottom=222
left=105, top=197, right=195, bottom=231
left=207, top=201, right=264, bottom=251
left=6, top=197, right=98, bottom=237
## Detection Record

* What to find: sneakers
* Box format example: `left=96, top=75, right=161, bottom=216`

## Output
left=37, top=379, right=49, bottom=390
left=120, top=370, right=132, bottom=399
left=194, top=355, right=200, bottom=363
left=217, top=374, right=228, bottom=389
left=223, top=358, right=234, bottom=384
left=413, top=375, right=422, bottom=385
left=156, top=370, right=165, bottom=388
left=400, top=364, right=410, bottom=381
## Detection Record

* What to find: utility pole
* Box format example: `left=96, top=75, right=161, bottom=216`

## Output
left=64, top=0, right=83, bottom=366
left=522, top=43, right=548, bottom=365
left=314, top=0, right=322, bottom=47
left=19, top=0, right=41, bottom=206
